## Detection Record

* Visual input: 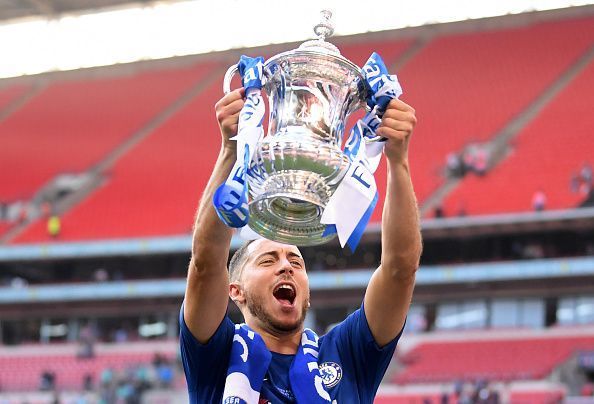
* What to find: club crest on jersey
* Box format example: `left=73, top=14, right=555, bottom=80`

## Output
left=319, top=362, right=342, bottom=388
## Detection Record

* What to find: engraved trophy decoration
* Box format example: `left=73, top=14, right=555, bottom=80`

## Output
left=214, top=10, right=403, bottom=249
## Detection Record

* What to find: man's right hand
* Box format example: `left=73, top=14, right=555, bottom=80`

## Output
left=215, top=88, right=245, bottom=149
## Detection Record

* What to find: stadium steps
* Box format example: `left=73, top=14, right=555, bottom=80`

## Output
left=0, top=82, right=44, bottom=124
left=393, top=35, right=434, bottom=70
left=421, top=36, right=594, bottom=217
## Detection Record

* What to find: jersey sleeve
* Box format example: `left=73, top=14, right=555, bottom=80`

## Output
left=179, top=303, right=234, bottom=397
left=328, top=303, right=403, bottom=398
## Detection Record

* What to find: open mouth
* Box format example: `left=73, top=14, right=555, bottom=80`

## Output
left=273, top=283, right=296, bottom=306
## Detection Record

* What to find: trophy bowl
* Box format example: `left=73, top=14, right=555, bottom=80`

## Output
left=223, top=13, right=369, bottom=246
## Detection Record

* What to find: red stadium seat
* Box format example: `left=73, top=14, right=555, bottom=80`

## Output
left=393, top=335, right=594, bottom=384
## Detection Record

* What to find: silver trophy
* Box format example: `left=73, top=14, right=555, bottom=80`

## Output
left=223, top=11, right=379, bottom=246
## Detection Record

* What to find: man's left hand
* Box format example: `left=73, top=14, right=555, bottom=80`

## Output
left=376, top=99, right=417, bottom=165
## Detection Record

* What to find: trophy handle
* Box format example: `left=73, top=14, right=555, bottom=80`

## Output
left=223, top=64, right=268, bottom=94
left=223, top=64, right=238, bottom=95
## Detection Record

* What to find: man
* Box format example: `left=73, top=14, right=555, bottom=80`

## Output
left=180, top=87, right=421, bottom=403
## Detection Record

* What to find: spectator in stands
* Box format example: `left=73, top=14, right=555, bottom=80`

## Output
left=39, top=370, right=56, bottom=391
left=179, top=89, right=421, bottom=402
left=581, top=163, right=593, bottom=186
left=113, top=326, right=129, bottom=343
left=570, top=164, right=593, bottom=197
left=10, top=276, right=28, bottom=289
left=51, top=391, right=61, bottom=404
left=77, top=323, right=95, bottom=359
left=93, top=268, right=109, bottom=282
left=434, top=204, right=445, bottom=218
left=152, top=352, right=165, bottom=367
left=473, top=147, right=488, bottom=176
left=580, top=163, right=593, bottom=195
left=100, top=367, right=113, bottom=388
left=47, top=214, right=61, bottom=238
left=156, top=360, right=174, bottom=388
left=83, top=373, right=93, bottom=391
left=17, top=201, right=28, bottom=224
left=570, top=171, right=581, bottom=193
left=446, top=152, right=465, bottom=178
left=453, top=380, right=464, bottom=399
left=459, top=143, right=490, bottom=177
left=532, top=189, right=547, bottom=211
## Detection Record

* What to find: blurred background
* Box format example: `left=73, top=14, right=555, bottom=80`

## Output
left=0, top=0, right=594, bottom=403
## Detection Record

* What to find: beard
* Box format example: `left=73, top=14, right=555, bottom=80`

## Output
left=245, top=289, right=308, bottom=333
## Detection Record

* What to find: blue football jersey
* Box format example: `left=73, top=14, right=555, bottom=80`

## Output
left=180, top=304, right=401, bottom=403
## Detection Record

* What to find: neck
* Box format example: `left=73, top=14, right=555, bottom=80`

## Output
left=247, top=320, right=303, bottom=354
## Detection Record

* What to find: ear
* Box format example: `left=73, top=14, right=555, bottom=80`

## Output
left=229, top=283, right=245, bottom=304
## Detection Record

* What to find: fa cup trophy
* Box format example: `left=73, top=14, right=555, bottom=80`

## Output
left=214, top=11, right=402, bottom=249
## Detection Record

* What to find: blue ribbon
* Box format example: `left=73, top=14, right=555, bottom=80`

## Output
left=213, top=144, right=251, bottom=227
left=332, top=52, right=402, bottom=251
left=362, top=52, right=401, bottom=115
left=238, top=55, right=264, bottom=92
left=213, top=56, right=265, bottom=228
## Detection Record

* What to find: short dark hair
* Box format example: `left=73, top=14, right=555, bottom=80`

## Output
left=229, top=240, right=256, bottom=283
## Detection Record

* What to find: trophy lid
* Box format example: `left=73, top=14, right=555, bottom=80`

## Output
left=298, top=10, right=341, bottom=55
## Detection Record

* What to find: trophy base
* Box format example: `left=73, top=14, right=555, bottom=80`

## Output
left=248, top=170, right=337, bottom=246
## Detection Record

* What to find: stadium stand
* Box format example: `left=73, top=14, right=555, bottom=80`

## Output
left=13, top=77, right=224, bottom=241
left=11, top=15, right=594, bottom=241
left=443, top=59, right=594, bottom=215
left=393, top=333, right=594, bottom=384
left=12, top=40, right=413, bottom=243
left=397, top=15, right=594, bottom=218
left=0, top=341, right=177, bottom=391
left=0, top=62, right=216, bottom=202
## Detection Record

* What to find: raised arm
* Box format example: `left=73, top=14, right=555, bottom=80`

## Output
left=183, top=88, right=244, bottom=343
left=363, top=99, right=422, bottom=347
